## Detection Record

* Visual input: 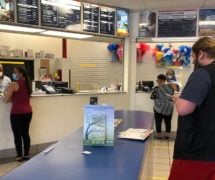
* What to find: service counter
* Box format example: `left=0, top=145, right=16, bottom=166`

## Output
left=2, top=110, right=154, bottom=180
left=0, top=92, right=129, bottom=151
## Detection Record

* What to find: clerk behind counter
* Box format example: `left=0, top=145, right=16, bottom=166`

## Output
left=0, top=63, right=11, bottom=95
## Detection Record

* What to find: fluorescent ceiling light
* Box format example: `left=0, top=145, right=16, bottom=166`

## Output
left=139, top=23, right=148, bottom=26
left=41, top=0, right=81, bottom=10
left=40, top=30, right=93, bottom=39
left=199, top=21, right=215, bottom=25
left=0, top=24, right=45, bottom=33
left=152, top=37, right=198, bottom=42
left=138, top=37, right=198, bottom=42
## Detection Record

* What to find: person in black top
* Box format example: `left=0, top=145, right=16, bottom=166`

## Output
left=169, top=37, right=215, bottom=180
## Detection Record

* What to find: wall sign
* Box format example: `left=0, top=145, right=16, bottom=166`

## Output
left=116, top=8, right=129, bottom=37
left=199, top=9, right=215, bottom=36
left=17, top=0, right=39, bottom=25
left=83, top=2, right=99, bottom=33
left=41, top=0, right=81, bottom=31
left=0, top=0, right=15, bottom=22
left=158, top=10, right=197, bottom=37
left=139, top=11, right=156, bottom=37
left=100, top=6, right=116, bottom=35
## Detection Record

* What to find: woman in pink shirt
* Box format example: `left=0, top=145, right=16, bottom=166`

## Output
left=5, top=67, right=32, bottom=162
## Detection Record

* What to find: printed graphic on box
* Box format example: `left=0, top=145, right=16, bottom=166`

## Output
left=83, top=105, right=114, bottom=146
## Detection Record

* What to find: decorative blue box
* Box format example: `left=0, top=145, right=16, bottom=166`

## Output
left=83, top=105, right=114, bottom=146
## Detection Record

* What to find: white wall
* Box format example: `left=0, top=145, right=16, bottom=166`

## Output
left=67, top=39, right=124, bottom=90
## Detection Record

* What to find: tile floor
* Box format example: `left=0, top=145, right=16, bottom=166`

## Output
left=0, top=139, right=174, bottom=179
left=140, top=139, right=174, bottom=180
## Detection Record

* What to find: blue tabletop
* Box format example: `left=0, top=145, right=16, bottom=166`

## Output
left=2, top=110, right=154, bottom=180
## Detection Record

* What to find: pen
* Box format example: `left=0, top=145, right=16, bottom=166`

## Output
left=43, top=144, right=56, bottom=155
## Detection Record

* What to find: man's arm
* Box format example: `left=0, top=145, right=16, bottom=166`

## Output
left=173, top=96, right=196, bottom=116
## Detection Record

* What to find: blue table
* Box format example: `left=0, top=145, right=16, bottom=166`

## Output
left=2, top=110, right=154, bottom=180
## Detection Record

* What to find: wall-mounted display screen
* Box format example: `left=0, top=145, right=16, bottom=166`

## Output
left=199, top=9, right=215, bottom=36
left=0, top=0, right=14, bottom=22
left=116, top=8, right=129, bottom=37
left=41, top=0, right=81, bottom=31
left=83, top=3, right=99, bottom=33
left=158, top=10, right=197, bottom=37
left=17, top=0, right=39, bottom=25
left=100, top=6, right=115, bottom=35
left=139, top=11, right=156, bottom=37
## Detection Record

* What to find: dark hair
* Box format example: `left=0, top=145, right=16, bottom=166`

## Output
left=157, top=74, right=166, bottom=81
left=16, top=66, right=32, bottom=95
left=192, top=37, right=215, bottom=59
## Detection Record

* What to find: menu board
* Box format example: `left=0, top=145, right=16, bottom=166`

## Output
left=158, top=10, right=197, bottom=37
left=116, top=8, right=129, bottom=37
left=17, top=0, right=38, bottom=25
left=199, top=9, right=215, bottom=36
left=0, top=0, right=14, bottom=22
left=100, top=6, right=116, bottom=35
left=139, top=11, right=156, bottom=37
left=83, top=3, right=99, bottom=33
left=41, top=0, right=81, bottom=31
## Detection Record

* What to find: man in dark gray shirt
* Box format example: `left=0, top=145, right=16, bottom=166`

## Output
left=169, top=37, right=215, bottom=180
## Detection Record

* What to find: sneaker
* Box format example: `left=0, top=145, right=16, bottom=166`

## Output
left=155, top=136, right=163, bottom=140
left=22, top=156, right=30, bottom=161
left=15, top=156, right=23, bottom=162
left=164, top=136, right=170, bottom=140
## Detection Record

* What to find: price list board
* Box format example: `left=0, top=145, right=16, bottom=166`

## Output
left=41, top=0, right=81, bottom=31
left=83, top=3, right=99, bottom=33
left=158, top=10, right=197, bottom=37
left=100, top=6, right=116, bottom=35
left=17, top=0, right=39, bottom=25
left=199, top=9, right=215, bottom=36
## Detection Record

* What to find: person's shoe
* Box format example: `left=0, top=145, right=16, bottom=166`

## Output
left=164, top=136, right=170, bottom=140
left=22, top=156, right=30, bottom=161
left=155, top=137, right=163, bottom=140
left=15, top=156, right=23, bottom=162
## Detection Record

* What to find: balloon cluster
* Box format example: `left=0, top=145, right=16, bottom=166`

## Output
left=153, top=44, right=192, bottom=66
left=107, top=44, right=124, bottom=62
left=136, top=43, right=150, bottom=62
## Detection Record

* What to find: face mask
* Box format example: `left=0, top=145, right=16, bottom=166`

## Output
left=0, top=72, right=3, bottom=77
left=13, top=73, right=18, bottom=81
left=167, top=75, right=173, bottom=79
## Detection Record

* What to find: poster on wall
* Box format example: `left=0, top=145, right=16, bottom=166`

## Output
left=116, top=8, right=129, bottom=37
left=139, top=11, right=156, bottom=37
left=158, top=10, right=197, bottom=37
left=83, top=3, right=99, bottom=33
left=17, top=0, right=39, bottom=25
left=0, top=0, right=14, bottom=22
left=41, top=0, right=81, bottom=31
left=100, top=6, right=116, bottom=35
left=199, top=9, right=215, bottom=36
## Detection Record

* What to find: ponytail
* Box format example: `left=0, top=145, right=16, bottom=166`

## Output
left=16, top=66, right=32, bottom=95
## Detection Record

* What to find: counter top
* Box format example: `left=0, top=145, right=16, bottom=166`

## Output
left=2, top=110, right=154, bottom=180
left=31, top=91, right=126, bottom=97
